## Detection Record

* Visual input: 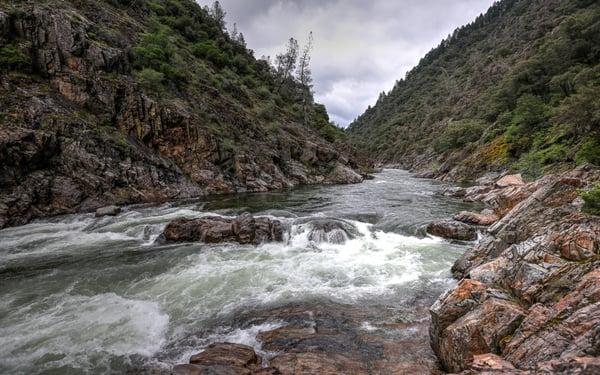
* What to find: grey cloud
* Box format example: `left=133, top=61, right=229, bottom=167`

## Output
left=201, top=0, right=496, bottom=126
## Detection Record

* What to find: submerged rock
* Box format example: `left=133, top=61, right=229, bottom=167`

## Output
left=427, top=219, right=477, bottom=241
left=95, top=205, right=121, bottom=217
left=295, top=217, right=361, bottom=244
left=159, top=213, right=284, bottom=245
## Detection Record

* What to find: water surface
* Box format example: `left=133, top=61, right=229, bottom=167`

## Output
left=0, top=169, right=476, bottom=373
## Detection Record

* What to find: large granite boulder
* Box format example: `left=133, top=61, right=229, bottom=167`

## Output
left=159, top=213, right=284, bottom=245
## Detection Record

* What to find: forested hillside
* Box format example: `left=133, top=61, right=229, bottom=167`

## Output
left=348, top=0, right=599, bottom=181
left=0, top=0, right=366, bottom=228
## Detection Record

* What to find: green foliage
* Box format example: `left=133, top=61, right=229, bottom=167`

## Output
left=348, top=1, right=600, bottom=177
left=192, top=41, right=228, bottom=68
left=135, top=68, right=165, bottom=89
left=0, top=44, right=30, bottom=72
left=579, top=184, right=600, bottom=216
left=320, top=123, right=346, bottom=143
left=132, top=28, right=185, bottom=86
left=434, top=119, right=487, bottom=152
left=575, top=138, right=600, bottom=165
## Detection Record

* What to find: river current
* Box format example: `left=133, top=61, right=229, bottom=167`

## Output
left=0, top=169, right=477, bottom=374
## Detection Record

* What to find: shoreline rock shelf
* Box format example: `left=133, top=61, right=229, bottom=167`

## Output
left=429, top=166, right=600, bottom=373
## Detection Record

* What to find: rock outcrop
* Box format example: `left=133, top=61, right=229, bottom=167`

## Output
left=159, top=213, right=284, bottom=245
left=429, top=166, right=600, bottom=373
left=427, top=219, right=478, bottom=241
left=0, top=1, right=369, bottom=229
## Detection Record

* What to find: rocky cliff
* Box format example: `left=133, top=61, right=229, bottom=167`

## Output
left=348, top=0, right=599, bottom=182
left=429, top=165, right=600, bottom=374
left=0, top=0, right=367, bottom=228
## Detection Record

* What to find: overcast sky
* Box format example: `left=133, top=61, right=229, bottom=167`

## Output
left=202, top=0, right=497, bottom=126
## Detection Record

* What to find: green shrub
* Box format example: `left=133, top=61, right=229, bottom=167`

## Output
left=575, top=138, right=600, bottom=165
left=0, top=44, right=30, bottom=72
left=135, top=68, right=165, bottom=89
left=579, top=184, right=600, bottom=216
left=434, top=119, right=487, bottom=152
left=256, top=86, right=271, bottom=100
left=192, top=41, right=228, bottom=68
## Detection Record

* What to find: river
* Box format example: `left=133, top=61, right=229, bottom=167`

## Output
left=0, top=169, right=477, bottom=374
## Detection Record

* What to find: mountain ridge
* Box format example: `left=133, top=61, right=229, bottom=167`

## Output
left=348, top=0, right=599, bottom=182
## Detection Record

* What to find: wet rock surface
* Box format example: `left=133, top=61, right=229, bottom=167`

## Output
left=429, top=166, right=600, bottom=373
left=159, top=213, right=284, bottom=245
left=427, top=219, right=478, bottom=241
left=172, top=300, right=443, bottom=375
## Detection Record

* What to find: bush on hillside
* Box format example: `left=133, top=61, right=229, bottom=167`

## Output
left=0, top=44, right=30, bottom=72
left=579, top=184, right=600, bottom=216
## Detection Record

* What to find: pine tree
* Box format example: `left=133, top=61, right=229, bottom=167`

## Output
left=296, top=32, right=314, bottom=126
left=210, top=1, right=226, bottom=29
left=275, top=38, right=299, bottom=93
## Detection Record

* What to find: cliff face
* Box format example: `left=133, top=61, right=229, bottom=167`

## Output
left=348, top=0, right=599, bottom=181
left=0, top=0, right=367, bottom=228
left=429, top=166, right=600, bottom=373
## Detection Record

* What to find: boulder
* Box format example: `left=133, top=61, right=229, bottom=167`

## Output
left=159, top=213, right=284, bottom=245
left=454, top=210, right=499, bottom=226
left=95, top=205, right=121, bottom=217
left=427, top=220, right=478, bottom=241
left=326, top=164, right=363, bottom=184
left=495, top=174, right=524, bottom=188
left=295, top=217, right=360, bottom=244
left=173, top=343, right=261, bottom=375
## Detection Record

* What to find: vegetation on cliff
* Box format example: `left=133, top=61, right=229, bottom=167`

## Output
left=348, top=0, right=600, bottom=180
left=0, top=0, right=366, bottom=228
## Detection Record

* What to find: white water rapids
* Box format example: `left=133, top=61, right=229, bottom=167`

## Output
left=0, top=170, right=477, bottom=374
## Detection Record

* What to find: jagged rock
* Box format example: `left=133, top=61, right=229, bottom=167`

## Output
left=454, top=353, right=525, bottom=374
left=159, top=213, right=284, bottom=245
left=427, top=219, right=478, bottom=241
left=95, top=205, right=121, bottom=217
left=430, top=167, right=600, bottom=373
left=173, top=343, right=261, bottom=375
left=454, top=210, right=499, bottom=226
left=495, top=174, right=524, bottom=188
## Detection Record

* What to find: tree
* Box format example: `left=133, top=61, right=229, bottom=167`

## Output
left=296, top=32, right=314, bottom=125
left=210, top=1, right=226, bottom=29
left=275, top=37, right=299, bottom=92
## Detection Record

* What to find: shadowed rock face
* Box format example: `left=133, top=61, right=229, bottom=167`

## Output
left=429, top=166, right=600, bottom=373
left=172, top=300, right=443, bottom=375
left=158, top=213, right=284, bottom=245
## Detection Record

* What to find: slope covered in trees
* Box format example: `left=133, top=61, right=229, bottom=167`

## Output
left=347, top=0, right=600, bottom=181
left=0, top=0, right=364, bottom=228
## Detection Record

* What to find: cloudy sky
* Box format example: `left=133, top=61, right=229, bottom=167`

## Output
left=203, top=0, right=496, bottom=126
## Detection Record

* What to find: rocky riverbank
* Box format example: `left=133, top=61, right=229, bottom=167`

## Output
left=0, top=2, right=369, bottom=229
left=428, top=165, right=600, bottom=374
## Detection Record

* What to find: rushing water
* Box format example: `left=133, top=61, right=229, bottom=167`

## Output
left=0, top=170, right=477, bottom=374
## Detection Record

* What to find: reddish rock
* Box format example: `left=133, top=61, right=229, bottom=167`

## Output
left=495, top=174, right=524, bottom=188
left=454, top=210, right=499, bottom=226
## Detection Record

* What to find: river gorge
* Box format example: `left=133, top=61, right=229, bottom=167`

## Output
left=0, top=169, right=477, bottom=374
